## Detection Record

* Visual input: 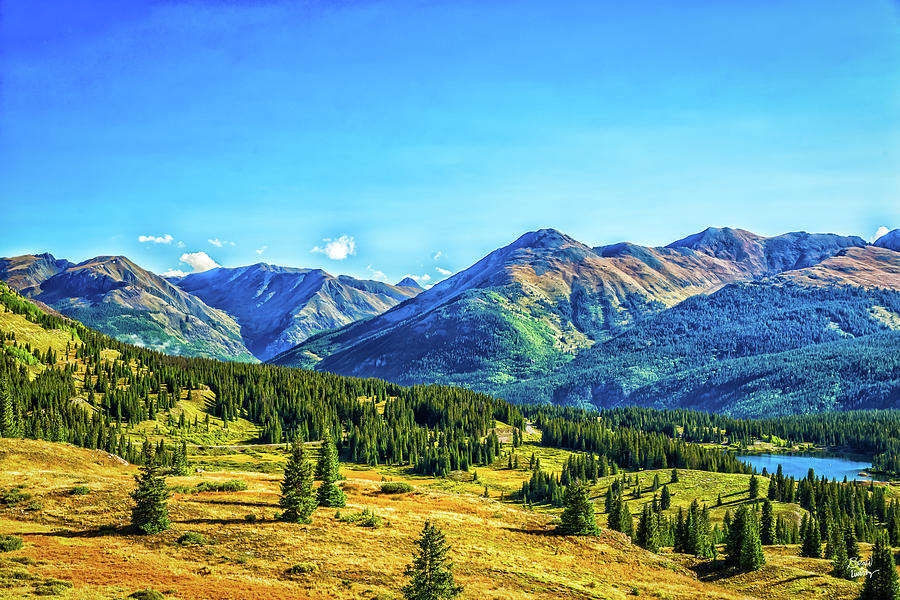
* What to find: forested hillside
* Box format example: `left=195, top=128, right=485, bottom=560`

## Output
left=0, top=280, right=520, bottom=475
left=505, top=283, right=900, bottom=416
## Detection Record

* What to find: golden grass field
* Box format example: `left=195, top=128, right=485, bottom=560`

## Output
left=0, top=306, right=887, bottom=599
left=0, top=437, right=882, bottom=600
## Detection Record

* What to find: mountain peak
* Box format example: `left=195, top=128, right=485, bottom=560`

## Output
left=396, top=277, right=423, bottom=289
left=667, top=226, right=761, bottom=249
left=874, top=228, right=900, bottom=251
left=511, top=228, right=582, bottom=250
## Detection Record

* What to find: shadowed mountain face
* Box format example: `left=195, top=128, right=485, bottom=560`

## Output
left=0, top=254, right=254, bottom=361
left=665, top=227, right=868, bottom=275
left=0, top=253, right=73, bottom=295
left=875, top=229, right=900, bottom=252
left=270, top=227, right=900, bottom=415
left=176, top=264, right=421, bottom=361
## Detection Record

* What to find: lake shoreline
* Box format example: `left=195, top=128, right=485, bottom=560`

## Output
left=735, top=451, right=893, bottom=483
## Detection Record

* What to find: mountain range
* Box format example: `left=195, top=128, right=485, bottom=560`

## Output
left=269, top=226, right=900, bottom=416
left=0, top=253, right=420, bottom=361
left=2, top=226, right=898, bottom=416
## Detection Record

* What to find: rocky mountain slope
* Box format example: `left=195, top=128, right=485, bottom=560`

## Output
left=0, top=254, right=420, bottom=362
left=176, top=264, right=421, bottom=361
left=270, top=227, right=900, bottom=415
left=0, top=254, right=254, bottom=360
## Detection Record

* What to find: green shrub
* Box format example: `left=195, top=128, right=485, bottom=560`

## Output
left=32, top=579, right=72, bottom=596
left=176, top=532, right=210, bottom=546
left=1, top=488, right=31, bottom=505
left=337, top=508, right=384, bottom=528
left=127, top=589, right=165, bottom=600
left=380, top=481, right=413, bottom=494
left=0, top=535, right=23, bottom=552
left=243, top=513, right=257, bottom=522
left=70, top=486, right=91, bottom=495
left=8, top=556, right=33, bottom=565
left=286, top=562, right=317, bottom=575
left=168, top=480, right=248, bottom=494
left=26, top=501, right=42, bottom=511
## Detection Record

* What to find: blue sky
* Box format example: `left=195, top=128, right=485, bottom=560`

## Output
left=1, top=0, right=898, bottom=284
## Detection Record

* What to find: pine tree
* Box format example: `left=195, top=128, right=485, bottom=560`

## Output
left=739, top=512, right=765, bottom=571
left=636, top=504, right=659, bottom=552
left=608, top=492, right=633, bottom=537
left=800, top=516, right=822, bottom=558
left=749, top=474, right=759, bottom=499
left=0, top=376, right=16, bottom=438
left=618, top=500, right=634, bottom=538
left=861, top=532, right=900, bottom=600
left=557, top=482, right=599, bottom=536
left=831, top=527, right=852, bottom=580
left=824, top=522, right=838, bottom=559
left=130, top=456, right=170, bottom=534
left=844, top=522, right=860, bottom=561
left=726, top=505, right=748, bottom=565
left=402, top=521, right=463, bottom=600
left=316, top=434, right=346, bottom=508
left=280, top=440, right=317, bottom=523
left=760, top=499, right=775, bottom=545
left=170, top=440, right=190, bottom=476
left=671, top=469, right=679, bottom=483
left=0, top=383, right=12, bottom=436
left=660, top=485, right=672, bottom=510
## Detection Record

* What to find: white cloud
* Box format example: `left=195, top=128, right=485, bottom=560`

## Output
left=255, top=245, right=268, bottom=255
left=435, top=267, right=452, bottom=276
left=161, top=269, right=188, bottom=278
left=119, top=334, right=179, bottom=355
left=176, top=241, right=185, bottom=248
left=311, top=235, right=356, bottom=260
left=872, top=226, right=891, bottom=242
left=366, top=265, right=387, bottom=281
left=404, top=273, right=431, bottom=283
left=179, top=251, right=220, bottom=273
left=208, top=238, right=235, bottom=247
left=138, top=234, right=174, bottom=244
left=432, top=251, right=443, bottom=260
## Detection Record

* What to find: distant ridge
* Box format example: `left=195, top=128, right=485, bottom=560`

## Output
left=875, top=228, right=900, bottom=252
left=0, top=253, right=254, bottom=361
left=0, top=255, right=421, bottom=362
left=177, top=263, right=421, bottom=360
left=396, top=277, right=424, bottom=290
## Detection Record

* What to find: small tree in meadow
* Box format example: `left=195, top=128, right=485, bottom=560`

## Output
left=280, top=440, right=317, bottom=523
left=131, top=457, right=170, bottom=534
left=402, top=521, right=462, bottom=600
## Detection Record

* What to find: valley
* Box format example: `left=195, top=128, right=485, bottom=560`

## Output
left=1, top=277, right=900, bottom=599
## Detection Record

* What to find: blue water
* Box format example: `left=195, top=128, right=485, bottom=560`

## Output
left=736, top=453, right=885, bottom=482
